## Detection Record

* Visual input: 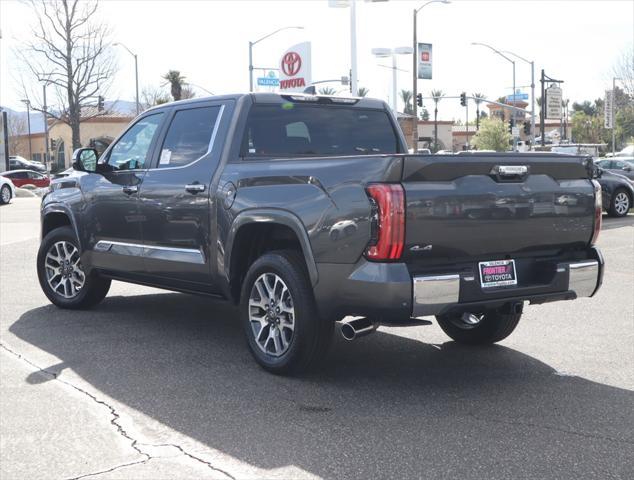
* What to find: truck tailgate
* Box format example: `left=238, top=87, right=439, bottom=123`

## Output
left=401, top=153, right=596, bottom=265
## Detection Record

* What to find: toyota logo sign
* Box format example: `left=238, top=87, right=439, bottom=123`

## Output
left=281, top=51, right=302, bottom=77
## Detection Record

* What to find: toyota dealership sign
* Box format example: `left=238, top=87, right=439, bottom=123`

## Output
left=279, top=42, right=311, bottom=93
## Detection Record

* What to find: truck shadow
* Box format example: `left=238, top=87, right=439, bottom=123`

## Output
left=10, top=293, right=634, bottom=479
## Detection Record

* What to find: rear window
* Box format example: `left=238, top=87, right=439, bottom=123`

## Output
left=242, top=104, right=400, bottom=158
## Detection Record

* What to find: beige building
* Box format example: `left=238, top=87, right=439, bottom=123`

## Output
left=397, top=115, right=453, bottom=151
left=10, top=108, right=133, bottom=171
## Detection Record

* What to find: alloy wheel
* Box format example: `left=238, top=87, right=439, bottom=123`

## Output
left=1, top=186, right=10, bottom=203
left=248, top=273, right=295, bottom=357
left=614, top=192, right=630, bottom=215
left=45, top=241, right=85, bottom=298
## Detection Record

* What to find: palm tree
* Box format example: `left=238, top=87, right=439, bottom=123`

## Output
left=472, top=93, right=487, bottom=131
left=318, top=86, right=337, bottom=95
left=162, top=70, right=186, bottom=101
left=400, top=89, right=414, bottom=115
left=431, top=89, right=444, bottom=152
left=358, top=87, right=369, bottom=97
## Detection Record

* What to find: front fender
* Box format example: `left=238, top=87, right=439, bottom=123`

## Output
left=225, top=208, right=319, bottom=287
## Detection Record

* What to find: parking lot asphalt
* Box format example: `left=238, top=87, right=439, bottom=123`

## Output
left=1, top=197, right=633, bottom=480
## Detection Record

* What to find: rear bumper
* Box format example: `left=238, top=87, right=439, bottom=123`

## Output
left=314, top=247, right=604, bottom=320
left=412, top=252, right=603, bottom=317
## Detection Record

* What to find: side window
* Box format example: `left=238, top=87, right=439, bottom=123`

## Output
left=12, top=172, right=28, bottom=179
left=106, top=113, right=163, bottom=171
left=613, top=161, right=625, bottom=169
left=158, top=106, right=220, bottom=168
left=27, top=171, right=41, bottom=179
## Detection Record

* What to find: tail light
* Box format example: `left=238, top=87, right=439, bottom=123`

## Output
left=590, top=180, right=602, bottom=245
left=365, top=183, right=405, bottom=261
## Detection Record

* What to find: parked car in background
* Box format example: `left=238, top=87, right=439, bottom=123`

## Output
left=8, top=156, right=47, bottom=173
left=52, top=168, right=75, bottom=179
left=0, top=175, right=16, bottom=204
left=595, top=158, right=634, bottom=181
left=596, top=168, right=633, bottom=217
left=0, top=169, right=50, bottom=189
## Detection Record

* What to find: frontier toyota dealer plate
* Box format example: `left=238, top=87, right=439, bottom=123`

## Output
left=479, top=260, right=518, bottom=288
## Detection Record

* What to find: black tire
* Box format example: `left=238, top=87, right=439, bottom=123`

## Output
left=0, top=184, right=12, bottom=204
left=608, top=188, right=631, bottom=217
left=240, top=250, right=334, bottom=374
left=436, top=306, right=522, bottom=345
left=37, top=226, right=111, bottom=309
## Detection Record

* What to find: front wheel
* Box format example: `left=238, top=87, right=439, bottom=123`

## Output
left=37, top=226, right=111, bottom=309
left=240, top=250, right=333, bottom=374
left=0, top=184, right=12, bottom=204
left=436, top=306, right=522, bottom=345
left=608, top=189, right=631, bottom=217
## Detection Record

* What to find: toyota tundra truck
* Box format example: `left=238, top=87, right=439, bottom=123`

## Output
left=37, top=93, right=604, bottom=374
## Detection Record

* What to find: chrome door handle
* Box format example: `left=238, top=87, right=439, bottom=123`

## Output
left=185, top=184, right=206, bottom=194
left=122, top=185, right=138, bottom=195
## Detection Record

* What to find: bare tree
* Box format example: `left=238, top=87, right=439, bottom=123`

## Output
left=140, top=86, right=170, bottom=111
left=19, top=0, right=116, bottom=149
left=7, top=113, right=28, bottom=156
left=613, top=47, right=633, bottom=97
left=181, top=86, right=197, bottom=100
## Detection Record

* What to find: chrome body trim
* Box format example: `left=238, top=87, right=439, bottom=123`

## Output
left=94, top=240, right=205, bottom=265
left=568, top=260, right=599, bottom=298
left=412, top=274, right=460, bottom=316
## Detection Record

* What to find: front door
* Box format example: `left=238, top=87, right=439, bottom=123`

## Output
left=137, top=101, right=228, bottom=290
left=85, top=112, right=165, bottom=274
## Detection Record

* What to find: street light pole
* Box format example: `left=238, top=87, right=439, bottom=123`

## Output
left=372, top=47, right=413, bottom=113
left=248, top=26, right=304, bottom=92
left=350, top=0, right=358, bottom=96
left=412, top=0, right=450, bottom=151
left=20, top=99, right=32, bottom=160
left=504, top=50, right=535, bottom=145
left=472, top=42, right=517, bottom=150
left=114, top=43, right=140, bottom=115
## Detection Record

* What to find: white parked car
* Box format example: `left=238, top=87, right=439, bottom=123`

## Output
left=0, top=175, right=16, bottom=204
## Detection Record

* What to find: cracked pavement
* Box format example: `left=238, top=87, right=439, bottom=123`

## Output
left=1, top=198, right=633, bottom=479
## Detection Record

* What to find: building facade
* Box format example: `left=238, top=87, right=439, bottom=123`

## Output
left=9, top=109, right=133, bottom=171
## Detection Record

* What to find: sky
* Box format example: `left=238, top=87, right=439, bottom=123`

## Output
left=1, top=0, right=632, bottom=122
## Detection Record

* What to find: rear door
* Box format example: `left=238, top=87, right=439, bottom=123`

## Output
left=137, top=100, right=230, bottom=291
left=401, top=153, right=596, bottom=266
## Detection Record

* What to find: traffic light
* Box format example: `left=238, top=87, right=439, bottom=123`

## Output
left=50, top=138, right=57, bottom=150
left=460, top=92, right=466, bottom=107
left=508, top=119, right=515, bottom=134
left=523, top=122, right=531, bottom=135
left=97, top=95, right=105, bottom=111
left=416, top=93, right=423, bottom=107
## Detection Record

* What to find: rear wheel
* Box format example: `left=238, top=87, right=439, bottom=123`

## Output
left=436, top=306, right=522, bottom=345
left=240, top=250, right=333, bottom=374
left=37, top=226, right=111, bottom=309
left=608, top=189, right=631, bottom=217
left=0, top=184, right=11, bottom=204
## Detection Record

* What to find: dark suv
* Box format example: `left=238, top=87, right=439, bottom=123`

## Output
left=38, top=93, right=603, bottom=373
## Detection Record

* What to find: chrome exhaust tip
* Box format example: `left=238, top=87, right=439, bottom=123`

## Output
left=340, top=317, right=377, bottom=341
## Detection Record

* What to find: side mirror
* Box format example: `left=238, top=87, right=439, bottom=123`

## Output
left=593, top=165, right=603, bottom=178
left=72, top=148, right=98, bottom=172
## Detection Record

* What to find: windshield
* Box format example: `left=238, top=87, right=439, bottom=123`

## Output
left=242, top=103, right=401, bottom=158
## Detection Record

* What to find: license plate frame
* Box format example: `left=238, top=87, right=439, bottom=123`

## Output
left=479, top=259, right=518, bottom=288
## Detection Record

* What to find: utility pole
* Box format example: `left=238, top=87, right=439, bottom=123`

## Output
left=465, top=100, right=469, bottom=150
left=612, top=77, right=616, bottom=156
left=43, top=84, right=51, bottom=172
left=350, top=0, right=358, bottom=96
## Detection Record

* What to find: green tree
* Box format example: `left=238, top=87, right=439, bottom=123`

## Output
left=431, top=89, right=444, bottom=152
left=420, top=108, right=430, bottom=121
left=318, top=86, right=337, bottom=95
left=162, top=70, right=186, bottom=101
left=472, top=92, right=486, bottom=131
left=473, top=118, right=511, bottom=151
left=400, top=89, right=413, bottom=114
left=358, top=87, right=369, bottom=97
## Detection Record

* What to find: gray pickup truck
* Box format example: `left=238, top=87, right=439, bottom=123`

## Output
left=37, top=93, right=604, bottom=374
